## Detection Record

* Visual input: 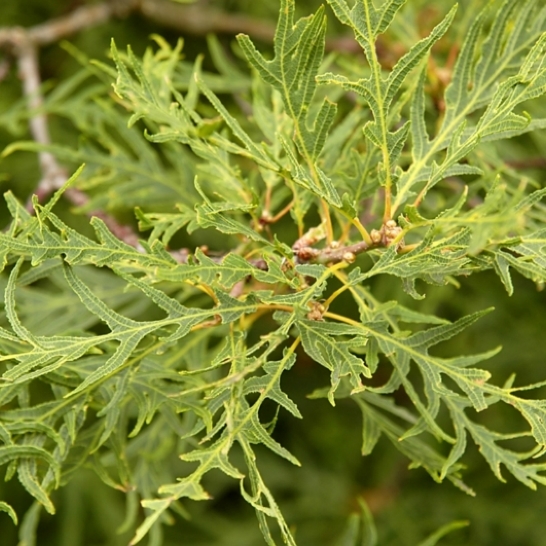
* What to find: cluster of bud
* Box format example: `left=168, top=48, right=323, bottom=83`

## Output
left=292, top=220, right=403, bottom=265
left=370, top=220, right=403, bottom=247
left=384, top=219, right=403, bottom=246
left=307, top=301, right=326, bottom=321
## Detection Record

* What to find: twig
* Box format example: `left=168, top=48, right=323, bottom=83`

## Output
left=0, top=3, right=145, bottom=243
left=138, top=0, right=359, bottom=53
left=505, top=157, right=546, bottom=170
left=66, top=187, right=143, bottom=249
left=140, top=0, right=274, bottom=43
left=4, top=30, right=146, bottom=252
left=294, top=239, right=372, bottom=264
left=4, top=29, right=68, bottom=211
left=0, top=57, right=10, bottom=82
left=0, top=1, right=139, bottom=204
left=0, top=0, right=359, bottom=54
left=292, top=220, right=405, bottom=264
left=28, top=3, right=121, bottom=46
left=0, top=4, right=125, bottom=48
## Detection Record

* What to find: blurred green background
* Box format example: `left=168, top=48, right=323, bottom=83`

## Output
left=1, top=1, right=546, bottom=545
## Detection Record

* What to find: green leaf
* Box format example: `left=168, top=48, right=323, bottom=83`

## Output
left=417, top=520, right=469, bottom=546
left=296, top=319, right=371, bottom=404
left=355, top=394, right=469, bottom=489
left=357, top=228, right=474, bottom=287
left=337, top=497, right=377, bottom=546
left=394, top=0, right=546, bottom=210
left=59, top=265, right=209, bottom=395
left=196, top=76, right=279, bottom=170
left=465, top=416, right=546, bottom=488
left=494, top=229, right=546, bottom=289
left=243, top=354, right=302, bottom=418
left=321, top=1, right=454, bottom=208
left=0, top=445, right=60, bottom=484
left=384, top=5, right=456, bottom=109
left=17, top=459, right=55, bottom=514
left=0, top=501, right=18, bottom=525
left=156, top=249, right=286, bottom=289
left=237, top=0, right=342, bottom=206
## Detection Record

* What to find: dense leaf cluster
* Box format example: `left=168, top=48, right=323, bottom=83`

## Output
left=2, top=0, right=546, bottom=544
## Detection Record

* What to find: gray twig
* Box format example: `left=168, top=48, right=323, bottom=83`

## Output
left=292, top=220, right=404, bottom=264
left=4, top=29, right=68, bottom=211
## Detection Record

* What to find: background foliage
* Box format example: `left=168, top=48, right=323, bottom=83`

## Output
left=2, top=0, right=546, bottom=545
